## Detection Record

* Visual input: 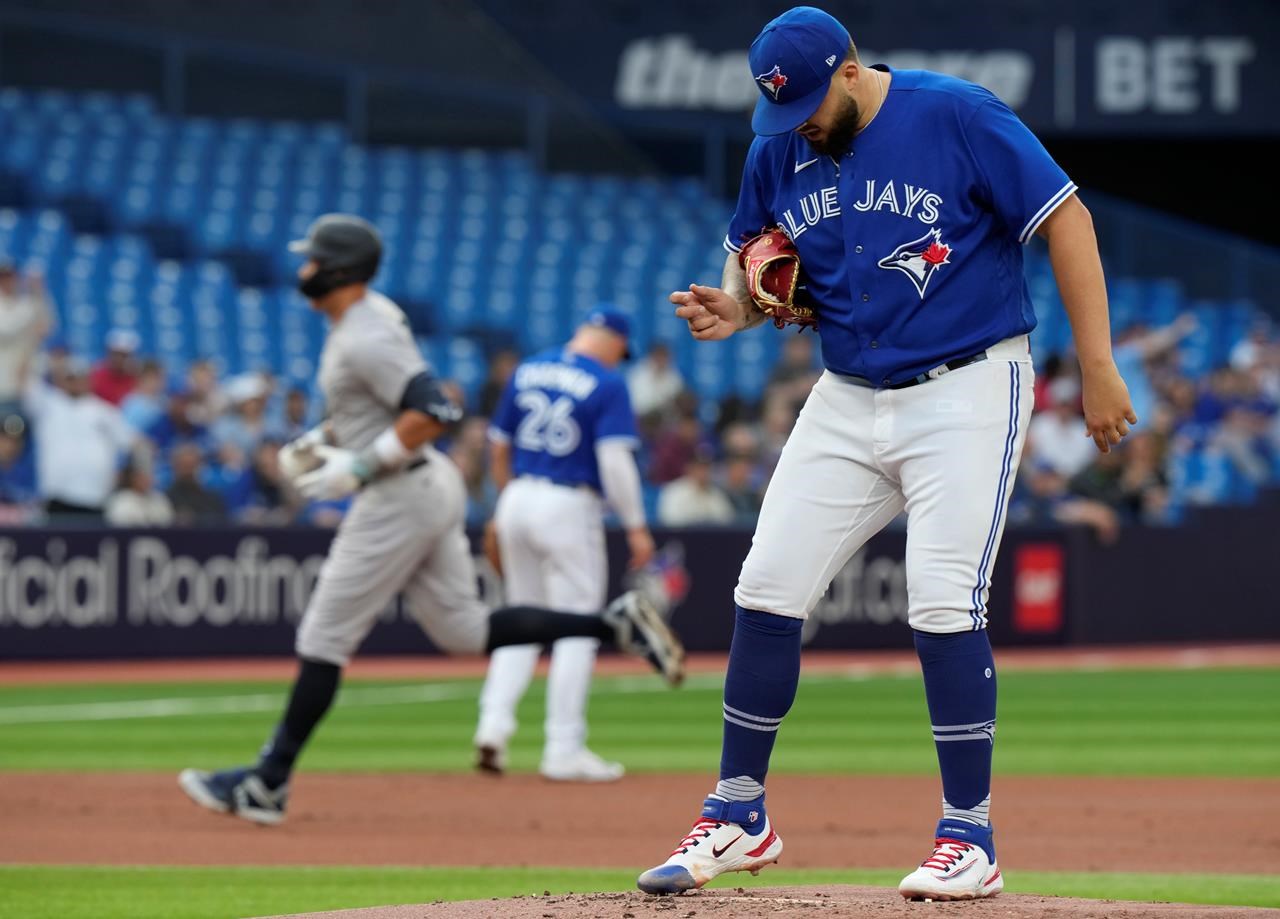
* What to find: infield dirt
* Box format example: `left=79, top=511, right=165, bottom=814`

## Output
left=5, top=772, right=1278, bottom=874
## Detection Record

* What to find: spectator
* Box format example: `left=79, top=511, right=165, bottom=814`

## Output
left=121, top=359, right=168, bottom=432
left=205, top=441, right=254, bottom=513
left=1115, top=432, right=1172, bottom=523
left=627, top=342, right=685, bottom=418
left=478, top=348, right=521, bottom=418
left=657, top=447, right=734, bottom=526
left=39, top=337, right=73, bottom=389
left=767, top=333, right=820, bottom=400
left=1254, top=338, right=1280, bottom=404
left=720, top=422, right=762, bottom=460
left=1112, top=314, right=1197, bottom=426
left=105, top=460, right=174, bottom=526
left=148, top=387, right=211, bottom=453
left=276, top=386, right=313, bottom=442
left=449, top=416, right=495, bottom=525
left=1008, top=459, right=1121, bottom=543
left=712, top=392, right=759, bottom=435
left=717, top=422, right=765, bottom=521
left=185, top=358, right=227, bottom=426
left=720, top=453, right=763, bottom=523
left=1229, top=322, right=1272, bottom=373
left=0, top=414, right=38, bottom=524
left=648, top=406, right=706, bottom=484
left=166, top=442, right=227, bottom=525
left=211, top=372, right=274, bottom=456
left=0, top=262, right=53, bottom=414
left=1027, top=377, right=1096, bottom=479
left=1208, top=402, right=1273, bottom=492
left=759, top=391, right=801, bottom=472
left=90, top=328, right=142, bottom=406
left=237, top=440, right=298, bottom=525
left=1069, top=433, right=1172, bottom=525
left=23, top=356, right=137, bottom=521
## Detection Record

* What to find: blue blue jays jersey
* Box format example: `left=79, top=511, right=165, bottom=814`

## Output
left=725, top=67, right=1076, bottom=386
left=490, top=348, right=639, bottom=491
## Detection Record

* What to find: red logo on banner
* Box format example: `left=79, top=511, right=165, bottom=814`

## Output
left=1013, top=544, right=1064, bottom=634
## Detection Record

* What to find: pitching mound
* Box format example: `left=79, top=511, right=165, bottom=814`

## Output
left=260, top=886, right=1276, bottom=919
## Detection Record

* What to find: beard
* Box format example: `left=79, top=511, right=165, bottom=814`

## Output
left=805, top=93, right=861, bottom=158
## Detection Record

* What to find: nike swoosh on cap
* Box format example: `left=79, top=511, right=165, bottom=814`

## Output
left=794, top=157, right=819, bottom=173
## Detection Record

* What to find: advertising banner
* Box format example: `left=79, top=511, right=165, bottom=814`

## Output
left=477, top=2, right=1279, bottom=136
left=0, top=526, right=1068, bottom=660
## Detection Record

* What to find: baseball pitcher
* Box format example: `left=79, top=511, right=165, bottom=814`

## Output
left=179, top=215, right=684, bottom=826
left=474, top=307, right=655, bottom=782
left=638, top=7, right=1135, bottom=901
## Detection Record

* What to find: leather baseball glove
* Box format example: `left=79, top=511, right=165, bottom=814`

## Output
left=737, top=227, right=817, bottom=330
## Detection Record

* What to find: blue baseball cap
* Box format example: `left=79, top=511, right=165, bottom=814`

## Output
left=583, top=306, right=632, bottom=357
left=748, top=7, right=851, bottom=136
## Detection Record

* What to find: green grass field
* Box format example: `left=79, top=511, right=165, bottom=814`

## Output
left=1, top=668, right=1277, bottom=775
left=4, top=865, right=1280, bottom=919
left=2, top=666, right=1278, bottom=917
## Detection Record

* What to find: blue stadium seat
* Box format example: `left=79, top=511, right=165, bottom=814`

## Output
left=0, top=84, right=1268, bottom=525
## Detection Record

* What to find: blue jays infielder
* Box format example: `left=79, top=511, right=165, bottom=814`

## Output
left=638, top=6, right=1136, bottom=901
left=475, top=308, right=655, bottom=782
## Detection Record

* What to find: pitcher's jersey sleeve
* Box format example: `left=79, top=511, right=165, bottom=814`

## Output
left=724, top=136, right=775, bottom=254
left=962, top=96, right=1076, bottom=244
left=346, top=321, right=428, bottom=409
left=592, top=374, right=639, bottom=447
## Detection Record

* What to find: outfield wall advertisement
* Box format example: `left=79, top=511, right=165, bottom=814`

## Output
left=0, top=521, right=1272, bottom=660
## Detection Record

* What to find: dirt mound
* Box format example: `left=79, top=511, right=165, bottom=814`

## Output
left=258, top=885, right=1278, bottom=919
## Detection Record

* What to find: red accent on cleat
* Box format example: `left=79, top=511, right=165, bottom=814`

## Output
left=746, top=829, right=779, bottom=858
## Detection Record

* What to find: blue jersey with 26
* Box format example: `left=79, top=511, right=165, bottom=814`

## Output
left=490, top=348, right=639, bottom=492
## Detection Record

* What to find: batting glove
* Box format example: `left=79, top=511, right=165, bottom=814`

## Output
left=279, top=426, right=330, bottom=482
left=295, top=445, right=375, bottom=500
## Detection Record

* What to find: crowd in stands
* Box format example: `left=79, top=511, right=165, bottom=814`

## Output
left=1, top=259, right=1278, bottom=533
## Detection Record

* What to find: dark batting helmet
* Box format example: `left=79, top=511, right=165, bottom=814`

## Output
left=289, top=213, right=382, bottom=299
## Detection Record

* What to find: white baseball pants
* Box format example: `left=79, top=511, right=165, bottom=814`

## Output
left=475, top=477, right=608, bottom=760
left=735, top=335, right=1034, bottom=633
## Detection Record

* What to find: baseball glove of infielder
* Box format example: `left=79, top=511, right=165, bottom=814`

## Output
left=737, top=227, right=817, bottom=331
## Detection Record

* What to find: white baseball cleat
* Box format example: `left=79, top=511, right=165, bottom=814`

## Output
left=637, top=797, right=782, bottom=895
left=539, top=748, right=625, bottom=783
left=898, top=820, right=1003, bottom=901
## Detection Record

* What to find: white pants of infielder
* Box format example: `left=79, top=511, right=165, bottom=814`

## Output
left=736, top=335, right=1034, bottom=627
left=475, top=477, right=608, bottom=761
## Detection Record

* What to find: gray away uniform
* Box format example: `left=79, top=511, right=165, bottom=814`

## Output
left=295, top=290, right=489, bottom=665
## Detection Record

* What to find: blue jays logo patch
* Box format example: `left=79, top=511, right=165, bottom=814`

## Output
left=756, top=65, right=789, bottom=101
left=878, top=228, right=953, bottom=298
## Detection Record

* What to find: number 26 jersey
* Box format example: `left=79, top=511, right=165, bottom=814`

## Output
left=489, top=348, right=639, bottom=492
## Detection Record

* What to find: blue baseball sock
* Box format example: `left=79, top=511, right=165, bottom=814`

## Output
left=713, top=605, right=802, bottom=833
left=914, top=629, right=997, bottom=827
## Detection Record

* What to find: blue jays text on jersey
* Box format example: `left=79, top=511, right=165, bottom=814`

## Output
left=489, top=348, right=639, bottom=492
left=725, top=66, right=1076, bottom=387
